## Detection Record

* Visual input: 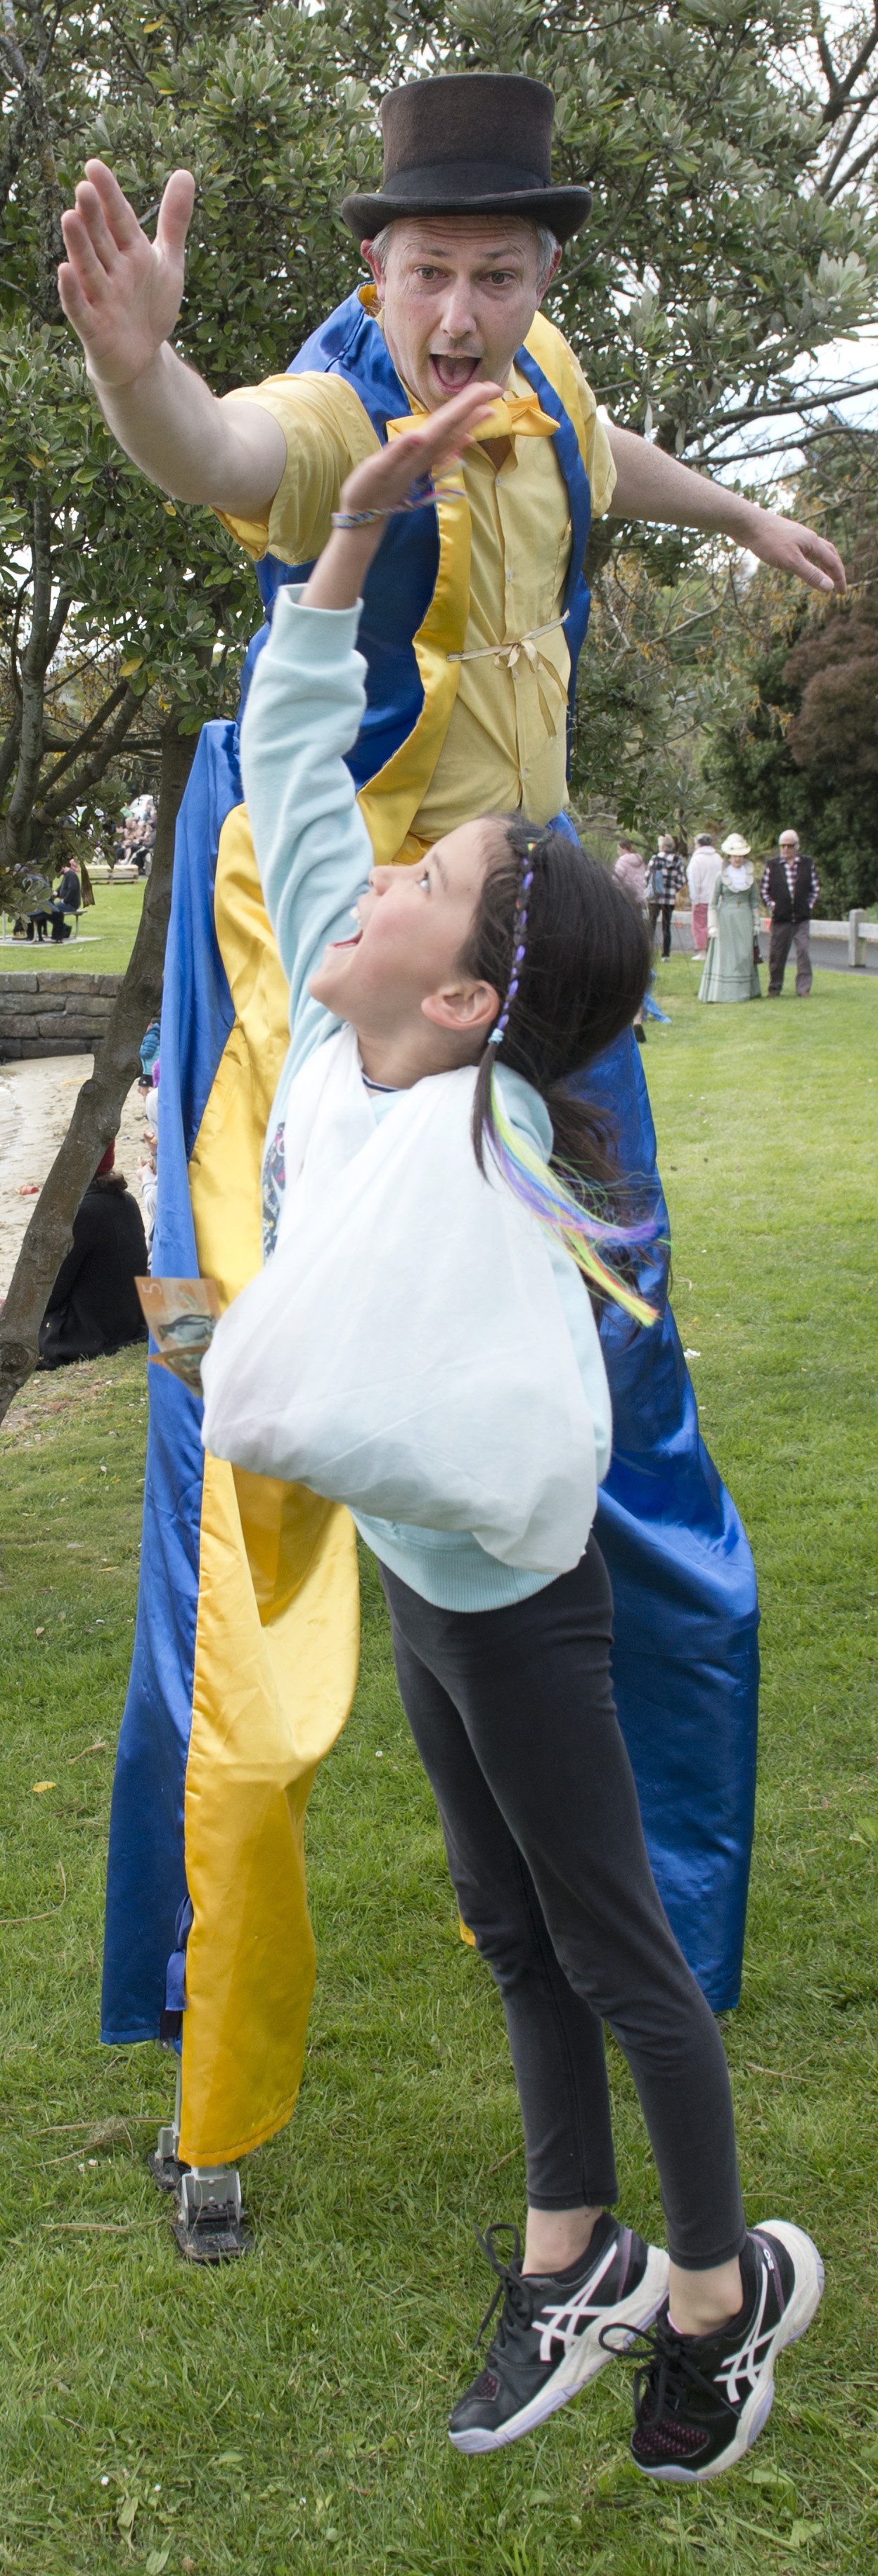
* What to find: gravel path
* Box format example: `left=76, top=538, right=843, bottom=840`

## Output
left=0, top=1055, right=153, bottom=1297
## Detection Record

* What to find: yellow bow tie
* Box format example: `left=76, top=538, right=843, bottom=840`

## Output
left=388, top=389, right=556, bottom=442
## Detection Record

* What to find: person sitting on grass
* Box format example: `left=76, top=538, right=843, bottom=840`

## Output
left=39, top=1141, right=148, bottom=1368
left=201, top=385, right=823, bottom=2483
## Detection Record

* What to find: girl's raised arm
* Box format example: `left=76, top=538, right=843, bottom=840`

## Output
left=302, top=380, right=500, bottom=610
left=240, top=381, right=498, bottom=1054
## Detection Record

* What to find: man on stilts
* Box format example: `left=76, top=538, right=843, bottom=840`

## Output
left=58, top=72, right=845, bottom=2258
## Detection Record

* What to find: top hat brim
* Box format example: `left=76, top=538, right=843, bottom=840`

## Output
left=341, top=182, right=592, bottom=246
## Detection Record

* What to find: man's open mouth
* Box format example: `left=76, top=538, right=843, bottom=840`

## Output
left=430, top=354, right=481, bottom=392
left=329, top=926, right=362, bottom=950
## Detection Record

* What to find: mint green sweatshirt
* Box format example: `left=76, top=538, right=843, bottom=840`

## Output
left=238, top=587, right=612, bottom=1612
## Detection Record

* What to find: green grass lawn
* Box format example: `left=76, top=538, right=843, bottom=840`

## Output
left=1, top=880, right=146, bottom=978
left=0, top=966, right=876, bottom=2576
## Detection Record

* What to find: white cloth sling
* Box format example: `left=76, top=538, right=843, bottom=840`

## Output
left=200, top=1026, right=601, bottom=1574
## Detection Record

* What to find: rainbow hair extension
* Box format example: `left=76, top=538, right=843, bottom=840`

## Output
left=486, top=1069, right=659, bottom=1329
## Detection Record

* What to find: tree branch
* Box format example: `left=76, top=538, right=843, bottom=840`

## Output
left=0, top=84, right=27, bottom=226
left=0, top=6, right=65, bottom=314
left=0, top=718, right=195, bottom=1425
left=39, top=677, right=132, bottom=795
left=698, top=375, right=878, bottom=454
left=819, top=8, right=878, bottom=121
left=823, top=129, right=878, bottom=201
left=39, top=683, right=141, bottom=817
left=3, top=486, right=52, bottom=860
left=819, top=72, right=878, bottom=190
left=42, top=586, right=72, bottom=671
left=0, top=706, right=22, bottom=802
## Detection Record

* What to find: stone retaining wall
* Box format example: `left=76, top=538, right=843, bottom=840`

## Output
left=0, top=971, right=122, bottom=1061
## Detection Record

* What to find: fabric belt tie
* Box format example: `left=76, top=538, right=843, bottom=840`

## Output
left=448, top=611, right=570, bottom=739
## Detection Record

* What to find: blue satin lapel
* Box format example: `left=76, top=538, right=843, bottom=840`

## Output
left=245, top=297, right=436, bottom=775
left=101, top=725, right=239, bottom=2043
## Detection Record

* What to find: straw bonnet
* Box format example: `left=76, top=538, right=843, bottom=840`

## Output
left=721, top=833, right=752, bottom=859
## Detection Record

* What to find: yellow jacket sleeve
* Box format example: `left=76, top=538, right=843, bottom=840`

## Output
left=215, top=373, right=380, bottom=564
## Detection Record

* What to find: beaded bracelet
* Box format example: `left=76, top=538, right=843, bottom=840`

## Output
left=330, top=507, right=384, bottom=529
left=331, top=483, right=463, bottom=532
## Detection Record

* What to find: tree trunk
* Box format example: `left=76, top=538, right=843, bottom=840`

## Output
left=0, top=718, right=195, bottom=1426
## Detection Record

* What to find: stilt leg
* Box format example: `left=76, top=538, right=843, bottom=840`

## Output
left=148, top=2052, right=187, bottom=2193
left=172, top=2162, right=254, bottom=2263
left=149, top=2052, right=253, bottom=2258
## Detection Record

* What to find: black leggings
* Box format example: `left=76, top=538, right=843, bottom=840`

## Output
left=380, top=1540, right=746, bottom=2271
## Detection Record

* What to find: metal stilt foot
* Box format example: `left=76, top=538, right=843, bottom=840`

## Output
left=172, top=2163, right=253, bottom=2263
left=148, top=2054, right=188, bottom=2193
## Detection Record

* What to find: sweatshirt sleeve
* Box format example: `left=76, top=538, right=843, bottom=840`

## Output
left=239, top=585, right=375, bottom=1051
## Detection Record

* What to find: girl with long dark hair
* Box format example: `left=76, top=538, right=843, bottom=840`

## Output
left=202, top=387, right=822, bottom=2485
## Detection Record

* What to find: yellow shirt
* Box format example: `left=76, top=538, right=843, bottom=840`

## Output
left=219, top=336, right=616, bottom=841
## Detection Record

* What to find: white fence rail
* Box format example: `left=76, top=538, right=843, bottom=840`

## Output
left=677, top=907, right=877, bottom=966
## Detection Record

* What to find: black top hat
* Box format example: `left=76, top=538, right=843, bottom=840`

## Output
left=341, top=73, right=591, bottom=245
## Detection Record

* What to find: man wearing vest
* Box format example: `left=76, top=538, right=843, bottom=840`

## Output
left=58, top=76, right=846, bottom=2228
left=761, top=831, right=821, bottom=997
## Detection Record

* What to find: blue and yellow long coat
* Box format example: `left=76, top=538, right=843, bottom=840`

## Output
left=102, top=297, right=759, bottom=2166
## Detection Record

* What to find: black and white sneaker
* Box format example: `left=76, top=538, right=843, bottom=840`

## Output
left=448, top=2213, right=669, bottom=2455
left=622, top=2221, right=824, bottom=2482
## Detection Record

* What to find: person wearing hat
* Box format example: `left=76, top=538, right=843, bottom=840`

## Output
left=58, top=79, right=822, bottom=2240
left=698, top=835, right=762, bottom=1005
left=39, top=1141, right=149, bottom=1367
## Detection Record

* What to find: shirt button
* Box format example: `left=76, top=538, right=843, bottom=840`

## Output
left=505, top=567, right=514, bottom=583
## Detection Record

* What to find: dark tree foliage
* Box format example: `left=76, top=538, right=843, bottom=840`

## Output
left=702, top=430, right=878, bottom=908
left=785, top=545, right=878, bottom=779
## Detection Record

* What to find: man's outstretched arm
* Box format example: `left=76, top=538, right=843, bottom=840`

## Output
left=606, top=422, right=846, bottom=596
left=58, top=160, right=285, bottom=514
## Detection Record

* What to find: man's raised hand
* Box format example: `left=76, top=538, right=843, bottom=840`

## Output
left=58, top=160, right=195, bottom=391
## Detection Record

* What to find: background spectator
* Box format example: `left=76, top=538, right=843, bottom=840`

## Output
left=22, top=868, right=52, bottom=941
left=760, top=829, right=820, bottom=998
left=124, top=792, right=157, bottom=873
left=687, top=834, right=722, bottom=953
left=138, top=1017, right=161, bottom=1089
left=138, top=1127, right=157, bottom=1257
left=39, top=1141, right=148, bottom=1368
left=50, top=856, right=82, bottom=943
left=646, top=834, right=685, bottom=957
left=614, top=839, right=649, bottom=1042
left=699, top=834, right=762, bottom=1004
left=613, top=838, right=648, bottom=908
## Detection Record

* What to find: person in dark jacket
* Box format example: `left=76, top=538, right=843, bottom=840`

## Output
left=39, top=1143, right=149, bottom=1367
left=646, top=836, right=685, bottom=957
left=760, top=830, right=820, bottom=997
left=51, top=860, right=83, bottom=943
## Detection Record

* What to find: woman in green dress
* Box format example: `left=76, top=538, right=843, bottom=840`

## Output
left=699, top=834, right=762, bottom=1004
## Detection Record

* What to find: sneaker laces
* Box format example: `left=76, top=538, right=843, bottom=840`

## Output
left=599, top=2315, right=737, bottom=2427
left=472, top=2222, right=534, bottom=2354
